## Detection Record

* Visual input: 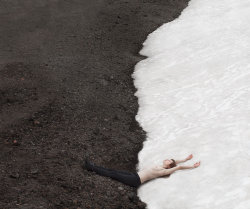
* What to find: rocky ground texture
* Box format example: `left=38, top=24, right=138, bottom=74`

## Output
left=0, top=0, right=189, bottom=208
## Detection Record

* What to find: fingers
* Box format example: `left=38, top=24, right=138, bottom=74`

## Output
left=193, top=161, right=201, bottom=168
left=186, top=154, right=193, bottom=160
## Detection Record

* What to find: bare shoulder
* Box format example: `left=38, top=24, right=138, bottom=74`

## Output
left=152, top=165, right=165, bottom=171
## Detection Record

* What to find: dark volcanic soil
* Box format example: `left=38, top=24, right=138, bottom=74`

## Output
left=0, top=0, right=189, bottom=208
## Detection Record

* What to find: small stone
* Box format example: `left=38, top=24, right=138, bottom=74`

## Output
left=10, top=172, right=20, bottom=179
left=34, top=120, right=40, bottom=125
left=93, top=128, right=100, bottom=135
left=12, top=140, right=20, bottom=146
left=118, top=186, right=123, bottom=191
left=137, top=202, right=147, bottom=209
left=31, top=168, right=39, bottom=174
left=128, top=192, right=136, bottom=202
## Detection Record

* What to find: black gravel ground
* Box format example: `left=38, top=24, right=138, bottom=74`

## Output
left=0, top=0, right=189, bottom=208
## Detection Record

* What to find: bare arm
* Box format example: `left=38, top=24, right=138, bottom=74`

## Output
left=162, top=161, right=200, bottom=176
left=175, top=159, right=186, bottom=164
left=179, top=161, right=201, bottom=170
left=179, top=165, right=194, bottom=170
left=161, top=166, right=181, bottom=176
left=175, top=154, right=193, bottom=164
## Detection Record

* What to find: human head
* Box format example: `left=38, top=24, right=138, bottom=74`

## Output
left=163, top=159, right=176, bottom=169
left=163, top=159, right=176, bottom=177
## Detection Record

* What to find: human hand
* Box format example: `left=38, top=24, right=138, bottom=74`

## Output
left=185, top=154, right=193, bottom=161
left=193, top=161, right=200, bottom=168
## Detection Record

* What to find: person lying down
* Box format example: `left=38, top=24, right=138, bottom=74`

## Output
left=84, top=154, right=200, bottom=188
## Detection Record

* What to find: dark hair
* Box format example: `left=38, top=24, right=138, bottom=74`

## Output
left=165, top=159, right=176, bottom=177
left=169, top=159, right=176, bottom=168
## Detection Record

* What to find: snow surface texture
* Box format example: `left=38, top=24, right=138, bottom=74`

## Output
left=132, top=0, right=250, bottom=208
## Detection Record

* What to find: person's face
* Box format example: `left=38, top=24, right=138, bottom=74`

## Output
left=163, top=159, right=173, bottom=168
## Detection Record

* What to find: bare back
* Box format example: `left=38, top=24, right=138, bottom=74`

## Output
left=138, top=165, right=167, bottom=184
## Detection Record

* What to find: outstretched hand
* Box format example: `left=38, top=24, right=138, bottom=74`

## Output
left=185, top=154, right=193, bottom=161
left=193, top=161, right=200, bottom=168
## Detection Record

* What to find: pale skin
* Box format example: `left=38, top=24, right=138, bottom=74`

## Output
left=138, top=154, right=201, bottom=184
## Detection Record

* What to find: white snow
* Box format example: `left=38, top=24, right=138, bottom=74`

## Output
left=132, top=0, right=250, bottom=208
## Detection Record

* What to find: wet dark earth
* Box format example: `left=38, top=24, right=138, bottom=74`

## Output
left=0, top=0, right=189, bottom=208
